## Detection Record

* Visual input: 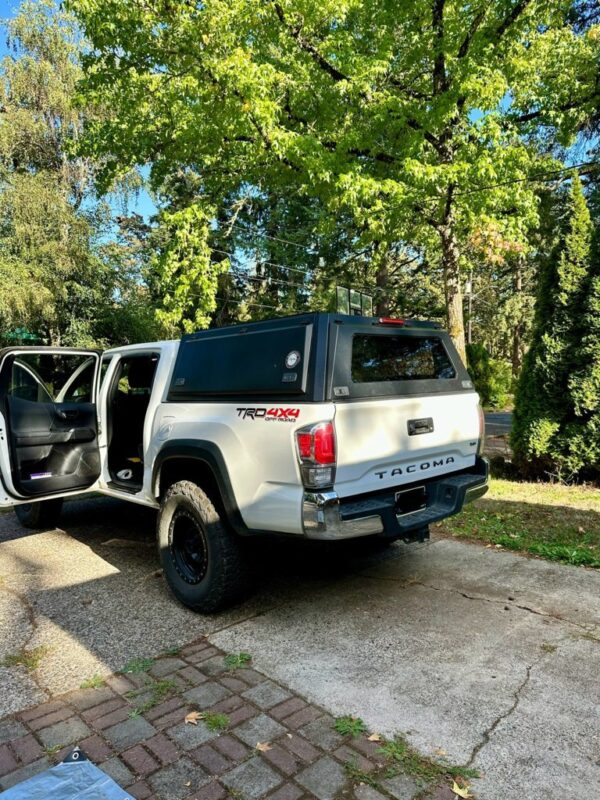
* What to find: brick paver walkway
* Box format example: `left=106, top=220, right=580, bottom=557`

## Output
left=0, top=639, right=452, bottom=800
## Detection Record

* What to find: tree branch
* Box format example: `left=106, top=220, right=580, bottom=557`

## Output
left=496, top=0, right=533, bottom=39
left=457, top=7, right=487, bottom=58
left=432, top=0, right=449, bottom=95
left=511, top=92, right=600, bottom=123
left=272, top=2, right=350, bottom=83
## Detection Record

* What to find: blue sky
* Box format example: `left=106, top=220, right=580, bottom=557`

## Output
left=0, top=0, right=158, bottom=221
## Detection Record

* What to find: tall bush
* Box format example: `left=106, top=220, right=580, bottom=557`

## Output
left=466, top=343, right=512, bottom=409
left=511, top=176, right=600, bottom=479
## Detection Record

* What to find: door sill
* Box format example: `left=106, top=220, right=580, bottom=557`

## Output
left=107, top=480, right=142, bottom=495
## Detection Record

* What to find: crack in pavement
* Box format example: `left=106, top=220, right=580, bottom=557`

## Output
left=466, top=654, right=541, bottom=767
left=358, top=571, right=598, bottom=634
left=0, top=580, right=50, bottom=700
left=465, top=627, right=574, bottom=770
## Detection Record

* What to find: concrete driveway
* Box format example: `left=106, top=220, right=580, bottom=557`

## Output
left=1, top=497, right=599, bottom=800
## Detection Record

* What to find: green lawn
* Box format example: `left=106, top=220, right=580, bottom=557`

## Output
left=438, top=478, right=600, bottom=567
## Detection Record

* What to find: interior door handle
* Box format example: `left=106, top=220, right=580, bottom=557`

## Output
left=58, top=409, right=79, bottom=420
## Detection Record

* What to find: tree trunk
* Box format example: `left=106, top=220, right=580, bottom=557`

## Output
left=439, top=225, right=466, bottom=362
left=375, top=254, right=390, bottom=316
left=511, top=262, right=523, bottom=377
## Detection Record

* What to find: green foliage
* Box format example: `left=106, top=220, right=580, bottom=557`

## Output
left=2, top=645, right=49, bottom=671
left=440, top=477, right=600, bottom=568
left=121, top=657, right=155, bottom=674
left=466, top=343, right=512, bottom=409
left=80, top=674, right=106, bottom=689
left=333, top=716, right=366, bottom=737
left=150, top=204, right=228, bottom=334
left=202, top=712, right=230, bottom=732
left=223, top=652, right=252, bottom=670
left=0, top=1, right=163, bottom=347
left=380, top=736, right=480, bottom=783
left=127, top=679, right=178, bottom=716
left=68, top=0, right=600, bottom=349
left=512, top=176, right=600, bottom=479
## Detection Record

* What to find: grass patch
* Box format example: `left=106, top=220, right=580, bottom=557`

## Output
left=122, top=657, right=155, bottom=674
left=202, top=712, right=230, bottom=732
left=344, top=760, right=381, bottom=788
left=43, top=744, right=63, bottom=758
left=380, top=736, right=480, bottom=784
left=2, top=645, right=49, bottom=671
left=438, top=478, right=600, bottom=568
left=224, top=652, right=252, bottom=670
left=163, top=646, right=181, bottom=656
left=333, top=716, right=366, bottom=737
left=127, top=679, right=177, bottom=716
left=80, top=674, right=106, bottom=689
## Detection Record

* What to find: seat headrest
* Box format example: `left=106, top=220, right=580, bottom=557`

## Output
left=127, top=357, right=158, bottom=390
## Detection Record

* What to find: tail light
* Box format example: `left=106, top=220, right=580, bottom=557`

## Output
left=477, top=403, right=485, bottom=456
left=295, top=421, right=336, bottom=488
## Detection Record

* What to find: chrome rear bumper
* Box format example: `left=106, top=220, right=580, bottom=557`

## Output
left=302, top=491, right=384, bottom=539
left=302, top=458, right=489, bottom=541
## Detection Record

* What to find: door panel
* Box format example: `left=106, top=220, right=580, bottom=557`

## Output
left=0, top=349, right=101, bottom=500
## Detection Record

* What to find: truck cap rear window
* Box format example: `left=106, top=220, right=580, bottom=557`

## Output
left=329, top=323, right=471, bottom=399
left=351, top=334, right=456, bottom=383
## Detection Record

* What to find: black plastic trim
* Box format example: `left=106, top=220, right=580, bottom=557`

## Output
left=338, top=457, right=489, bottom=537
left=152, top=440, right=260, bottom=536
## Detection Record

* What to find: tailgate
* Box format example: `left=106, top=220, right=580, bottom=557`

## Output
left=328, top=320, right=481, bottom=499
left=333, top=392, right=480, bottom=497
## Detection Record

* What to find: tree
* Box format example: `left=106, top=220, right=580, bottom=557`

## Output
left=0, top=0, right=162, bottom=347
left=68, top=0, right=599, bottom=355
left=511, top=176, right=600, bottom=478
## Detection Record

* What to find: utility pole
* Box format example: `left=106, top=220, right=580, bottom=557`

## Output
left=466, top=269, right=473, bottom=346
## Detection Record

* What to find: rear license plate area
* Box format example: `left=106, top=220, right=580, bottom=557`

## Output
left=395, top=486, right=427, bottom=516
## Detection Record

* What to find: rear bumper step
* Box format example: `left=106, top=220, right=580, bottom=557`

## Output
left=302, top=457, right=489, bottom=540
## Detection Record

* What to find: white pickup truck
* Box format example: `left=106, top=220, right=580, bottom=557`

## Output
left=0, top=313, right=488, bottom=611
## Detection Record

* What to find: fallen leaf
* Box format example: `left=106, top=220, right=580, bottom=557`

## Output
left=367, top=733, right=382, bottom=742
left=452, top=781, right=472, bottom=798
left=185, top=711, right=203, bottom=725
left=435, top=747, right=447, bottom=756
left=256, top=742, right=272, bottom=752
left=286, top=733, right=292, bottom=738
left=184, top=782, right=191, bottom=787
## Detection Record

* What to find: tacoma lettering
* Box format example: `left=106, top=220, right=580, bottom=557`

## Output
left=375, top=456, right=455, bottom=480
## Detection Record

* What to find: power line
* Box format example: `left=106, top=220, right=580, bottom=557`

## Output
left=454, top=160, right=600, bottom=197
left=215, top=295, right=281, bottom=311
left=230, top=222, right=316, bottom=252
left=212, top=247, right=314, bottom=277
left=229, top=266, right=310, bottom=291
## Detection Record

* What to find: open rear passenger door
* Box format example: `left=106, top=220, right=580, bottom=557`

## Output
left=0, top=348, right=101, bottom=506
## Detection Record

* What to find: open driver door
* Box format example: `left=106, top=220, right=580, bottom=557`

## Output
left=0, top=348, right=102, bottom=525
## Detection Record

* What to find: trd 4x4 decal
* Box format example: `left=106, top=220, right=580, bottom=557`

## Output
left=236, top=407, right=300, bottom=421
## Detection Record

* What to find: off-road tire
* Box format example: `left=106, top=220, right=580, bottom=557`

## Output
left=157, top=480, right=247, bottom=613
left=14, top=498, right=64, bottom=529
